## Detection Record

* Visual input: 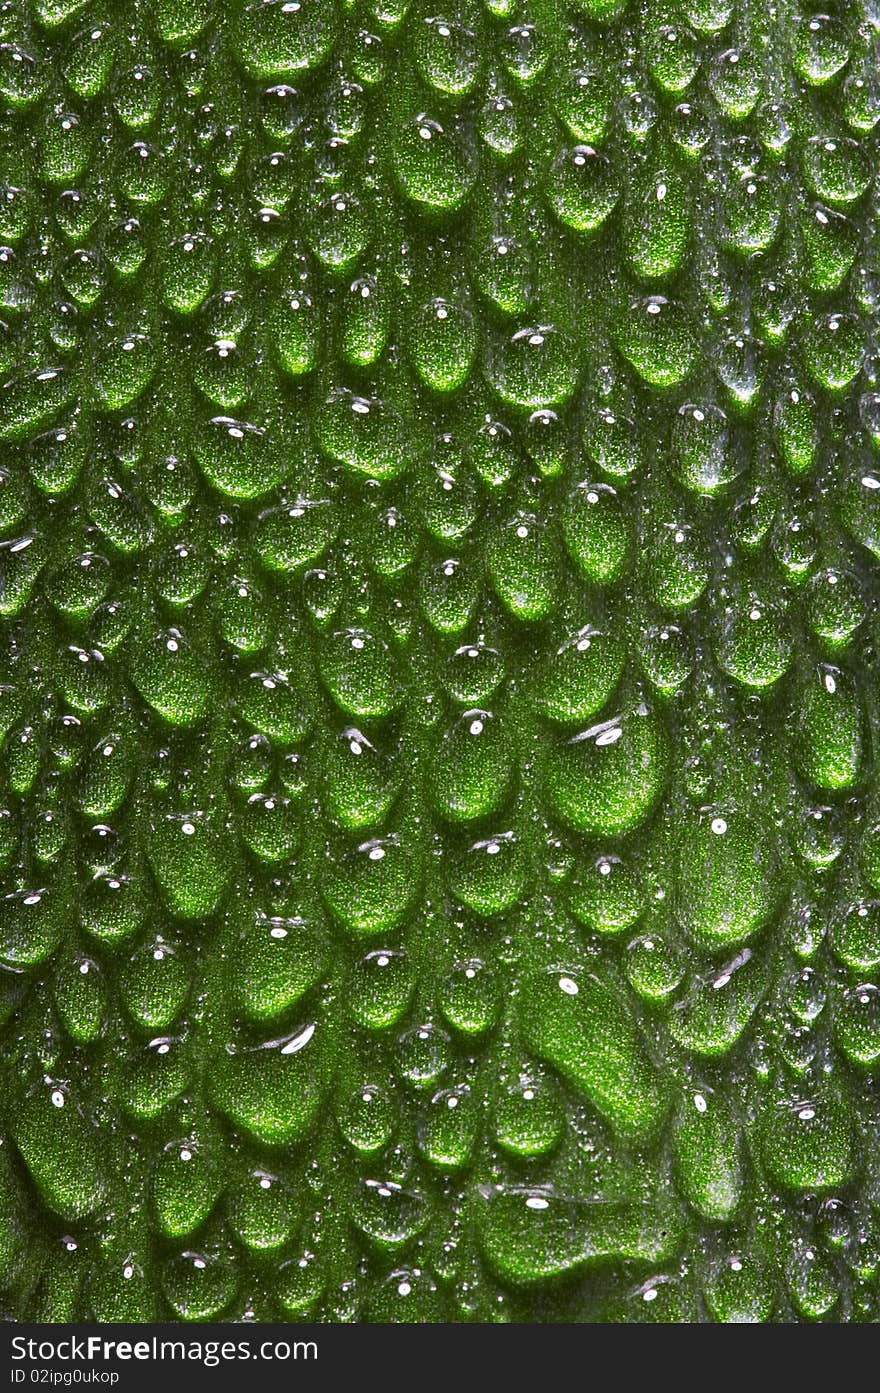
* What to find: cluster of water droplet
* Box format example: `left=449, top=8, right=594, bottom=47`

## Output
left=0, top=0, right=879, bottom=1325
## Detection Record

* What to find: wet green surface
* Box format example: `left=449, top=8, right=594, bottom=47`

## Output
left=0, top=0, right=879, bottom=1324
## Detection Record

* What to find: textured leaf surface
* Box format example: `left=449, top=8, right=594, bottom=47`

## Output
left=0, top=0, right=879, bottom=1326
